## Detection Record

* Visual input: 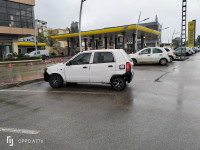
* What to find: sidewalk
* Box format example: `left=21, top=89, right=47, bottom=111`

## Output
left=0, top=57, right=71, bottom=87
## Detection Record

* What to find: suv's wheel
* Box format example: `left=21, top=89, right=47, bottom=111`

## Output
left=49, top=74, right=63, bottom=88
left=111, top=77, right=126, bottom=91
left=159, top=58, right=167, bottom=66
left=132, top=58, right=137, bottom=66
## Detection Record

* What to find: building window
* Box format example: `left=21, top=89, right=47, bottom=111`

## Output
left=0, top=0, right=34, bottom=29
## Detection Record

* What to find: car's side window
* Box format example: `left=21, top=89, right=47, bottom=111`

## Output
left=140, top=48, right=151, bottom=55
left=37, top=51, right=40, bottom=54
left=165, top=48, right=170, bottom=52
left=153, top=48, right=163, bottom=54
left=71, top=53, right=91, bottom=65
left=93, top=52, right=115, bottom=64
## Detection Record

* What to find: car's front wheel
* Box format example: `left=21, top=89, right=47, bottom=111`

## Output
left=132, top=58, right=137, bottom=66
left=111, top=77, right=126, bottom=91
left=49, top=74, right=63, bottom=88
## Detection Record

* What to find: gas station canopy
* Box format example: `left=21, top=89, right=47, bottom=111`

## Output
left=51, top=24, right=160, bottom=41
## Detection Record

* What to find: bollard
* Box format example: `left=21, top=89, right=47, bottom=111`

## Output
left=54, top=60, right=56, bottom=64
left=45, top=60, right=47, bottom=65
left=30, top=62, right=33, bottom=67
left=8, top=64, right=12, bottom=69
left=57, top=58, right=60, bottom=63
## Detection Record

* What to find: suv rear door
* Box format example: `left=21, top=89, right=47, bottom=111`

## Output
left=90, top=52, right=116, bottom=83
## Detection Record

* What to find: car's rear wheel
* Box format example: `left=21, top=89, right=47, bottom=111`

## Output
left=49, top=74, right=63, bottom=88
left=111, top=77, right=126, bottom=91
left=169, top=56, right=173, bottom=63
left=132, top=58, right=137, bottom=66
left=159, top=58, right=168, bottom=66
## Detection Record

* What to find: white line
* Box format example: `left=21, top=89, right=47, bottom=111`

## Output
left=0, top=127, right=40, bottom=135
left=0, top=90, right=116, bottom=95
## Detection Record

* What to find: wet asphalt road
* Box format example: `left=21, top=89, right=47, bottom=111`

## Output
left=0, top=54, right=200, bottom=150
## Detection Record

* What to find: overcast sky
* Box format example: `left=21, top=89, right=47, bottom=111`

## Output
left=35, top=0, right=200, bottom=43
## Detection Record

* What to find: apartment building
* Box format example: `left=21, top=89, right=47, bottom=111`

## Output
left=0, top=0, right=35, bottom=59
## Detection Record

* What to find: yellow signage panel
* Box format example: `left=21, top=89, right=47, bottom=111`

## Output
left=188, top=21, right=195, bottom=47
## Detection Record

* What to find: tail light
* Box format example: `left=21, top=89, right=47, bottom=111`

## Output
left=167, top=53, right=169, bottom=56
left=173, top=52, right=175, bottom=54
left=126, top=62, right=131, bottom=72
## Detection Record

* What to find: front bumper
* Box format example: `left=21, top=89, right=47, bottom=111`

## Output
left=44, top=72, right=50, bottom=82
left=125, top=71, right=134, bottom=83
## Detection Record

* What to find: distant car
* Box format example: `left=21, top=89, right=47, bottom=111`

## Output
left=164, top=48, right=176, bottom=62
left=129, top=47, right=170, bottom=65
left=186, top=47, right=193, bottom=55
left=192, top=47, right=199, bottom=53
left=191, top=48, right=196, bottom=54
left=25, top=50, right=50, bottom=59
left=174, top=47, right=188, bottom=58
left=175, top=47, right=192, bottom=56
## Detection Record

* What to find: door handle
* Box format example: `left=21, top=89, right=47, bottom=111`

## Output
left=148, top=55, right=151, bottom=56
left=83, top=66, right=88, bottom=69
left=108, top=65, right=113, bottom=67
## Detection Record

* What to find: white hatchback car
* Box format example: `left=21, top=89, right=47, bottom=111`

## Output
left=164, top=48, right=176, bottom=62
left=129, top=47, right=170, bottom=65
left=44, top=49, right=134, bottom=91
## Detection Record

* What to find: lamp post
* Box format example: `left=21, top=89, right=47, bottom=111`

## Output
left=34, top=20, right=38, bottom=56
left=79, top=0, right=86, bottom=53
left=135, top=12, right=150, bottom=51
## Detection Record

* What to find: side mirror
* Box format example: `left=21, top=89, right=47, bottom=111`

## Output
left=66, top=61, right=72, bottom=66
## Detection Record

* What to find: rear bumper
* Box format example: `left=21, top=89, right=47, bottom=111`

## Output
left=44, top=72, right=50, bottom=82
left=125, top=71, right=134, bottom=83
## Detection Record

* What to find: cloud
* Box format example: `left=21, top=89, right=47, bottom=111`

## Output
left=35, top=0, right=200, bottom=42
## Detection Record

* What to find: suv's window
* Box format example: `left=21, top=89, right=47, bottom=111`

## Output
left=140, top=48, right=151, bottom=55
left=71, top=53, right=91, bottom=65
left=93, top=52, right=114, bottom=63
left=153, top=48, right=163, bottom=53
left=37, top=51, right=40, bottom=54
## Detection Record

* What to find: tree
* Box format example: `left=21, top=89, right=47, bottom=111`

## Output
left=47, top=29, right=58, bottom=47
left=36, top=32, right=47, bottom=43
left=172, top=37, right=181, bottom=48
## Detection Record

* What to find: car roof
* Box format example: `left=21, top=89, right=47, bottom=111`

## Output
left=82, top=49, right=124, bottom=53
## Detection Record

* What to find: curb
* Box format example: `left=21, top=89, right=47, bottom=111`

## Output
left=0, top=59, right=41, bottom=65
left=0, top=78, right=44, bottom=90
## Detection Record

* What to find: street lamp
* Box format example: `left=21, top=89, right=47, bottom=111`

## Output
left=34, top=20, right=38, bottom=56
left=171, top=29, right=180, bottom=46
left=79, top=0, right=86, bottom=53
left=135, top=12, right=150, bottom=51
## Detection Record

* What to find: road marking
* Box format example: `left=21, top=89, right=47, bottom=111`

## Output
left=0, top=127, right=40, bottom=135
left=0, top=89, right=116, bottom=95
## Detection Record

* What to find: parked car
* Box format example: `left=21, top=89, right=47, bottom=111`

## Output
left=129, top=47, right=170, bottom=65
left=44, top=49, right=134, bottom=91
left=164, top=48, right=176, bottom=62
left=25, top=50, right=50, bottom=59
left=174, top=47, right=186, bottom=57
left=175, top=47, right=193, bottom=56
left=192, top=47, right=199, bottom=53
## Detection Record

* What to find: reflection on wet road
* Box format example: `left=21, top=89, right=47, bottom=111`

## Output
left=0, top=54, right=200, bottom=150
